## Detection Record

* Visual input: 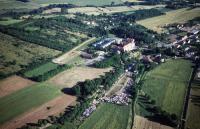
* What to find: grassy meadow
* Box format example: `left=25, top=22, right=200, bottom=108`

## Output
left=24, top=62, right=58, bottom=78
left=0, top=83, right=61, bottom=124
left=137, top=7, right=200, bottom=33
left=136, top=59, right=193, bottom=118
left=185, top=75, right=200, bottom=129
left=79, top=103, right=130, bottom=129
left=0, top=32, right=61, bottom=76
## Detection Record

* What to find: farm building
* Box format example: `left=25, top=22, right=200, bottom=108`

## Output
left=92, top=38, right=117, bottom=49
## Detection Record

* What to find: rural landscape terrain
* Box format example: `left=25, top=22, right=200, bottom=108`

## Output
left=0, top=0, right=200, bottom=129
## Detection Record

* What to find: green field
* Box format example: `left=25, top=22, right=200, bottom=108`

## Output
left=137, top=8, right=200, bottom=33
left=0, top=32, right=61, bottom=76
left=136, top=59, right=193, bottom=118
left=24, top=62, right=58, bottom=78
left=79, top=103, right=130, bottom=129
left=185, top=75, right=200, bottom=129
left=0, top=83, right=61, bottom=124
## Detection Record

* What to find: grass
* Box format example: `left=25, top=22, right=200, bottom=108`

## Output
left=24, top=62, right=58, bottom=78
left=79, top=103, right=130, bottom=129
left=0, top=83, right=61, bottom=124
left=0, top=17, right=23, bottom=25
left=136, top=59, right=193, bottom=118
left=185, top=76, right=200, bottom=129
left=137, top=7, right=200, bottom=33
left=0, top=32, right=61, bottom=76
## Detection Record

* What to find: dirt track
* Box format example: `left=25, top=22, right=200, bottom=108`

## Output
left=133, top=115, right=174, bottom=129
left=0, top=75, right=35, bottom=98
left=0, top=94, right=76, bottom=129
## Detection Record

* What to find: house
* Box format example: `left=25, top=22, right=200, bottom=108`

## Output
left=81, top=52, right=93, bottom=59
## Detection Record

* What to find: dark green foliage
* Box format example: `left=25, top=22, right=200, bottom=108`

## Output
left=110, top=23, right=157, bottom=44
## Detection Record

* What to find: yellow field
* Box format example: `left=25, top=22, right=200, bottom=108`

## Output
left=137, top=8, right=200, bottom=33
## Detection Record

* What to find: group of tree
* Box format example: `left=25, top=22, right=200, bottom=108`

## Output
left=110, top=23, right=157, bottom=44
left=72, top=65, right=124, bottom=97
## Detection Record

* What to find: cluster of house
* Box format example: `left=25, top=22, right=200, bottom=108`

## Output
left=92, top=38, right=137, bottom=52
left=99, top=93, right=130, bottom=105
left=140, top=54, right=165, bottom=64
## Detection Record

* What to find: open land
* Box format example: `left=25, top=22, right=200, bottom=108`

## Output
left=136, top=59, right=193, bottom=118
left=79, top=103, right=130, bottom=129
left=0, top=83, right=61, bottom=125
left=0, top=94, right=76, bottom=129
left=0, top=32, right=61, bottom=76
left=133, top=115, right=174, bottom=129
left=137, top=8, right=200, bottom=33
left=0, top=75, right=35, bottom=97
left=49, top=66, right=112, bottom=88
left=68, top=5, right=165, bottom=15
left=185, top=73, right=200, bottom=129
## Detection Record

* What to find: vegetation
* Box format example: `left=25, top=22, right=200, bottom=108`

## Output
left=0, top=83, right=61, bottom=124
left=136, top=59, right=193, bottom=119
left=23, top=62, right=58, bottom=78
left=0, top=32, right=61, bottom=79
left=26, top=64, right=71, bottom=82
left=79, top=103, right=130, bottom=129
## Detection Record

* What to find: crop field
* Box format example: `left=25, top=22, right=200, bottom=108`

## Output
left=0, top=32, right=61, bottom=76
left=136, top=59, right=193, bottom=118
left=68, top=5, right=165, bottom=15
left=1, top=94, right=76, bottom=129
left=0, top=83, right=61, bottom=125
left=185, top=74, right=200, bottom=129
left=33, top=0, right=123, bottom=6
left=24, top=62, right=58, bottom=78
left=0, top=75, right=35, bottom=97
left=49, top=67, right=112, bottom=88
left=137, top=8, right=200, bottom=33
left=79, top=103, right=130, bottom=129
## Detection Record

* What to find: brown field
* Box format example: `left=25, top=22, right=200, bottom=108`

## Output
left=133, top=115, right=174, bottom=129
left=0, top=75, right=35, bottom=98
left=49, top=67, right=112, bottom=88
left=0, top=94, right=76, bottom=129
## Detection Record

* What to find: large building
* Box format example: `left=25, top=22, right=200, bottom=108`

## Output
left=92, top=38, right=116, bottom=49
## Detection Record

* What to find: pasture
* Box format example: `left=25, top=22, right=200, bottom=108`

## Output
left=136, top=59, right=193, bottom=118
left=79, top=103, right=130, bottom=129
left=185, top=74, right=200, bottom=129
left=0, top=83, right=61, bottom=124
left=0, top=32, right=61, bottom=76
left=24, top=62, right=58, bottom=78
left=0, top=75, right=35, bottom=97
left=49, top=67, right=112, bottom=88
left=137, top=8, right=200, bottom=33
